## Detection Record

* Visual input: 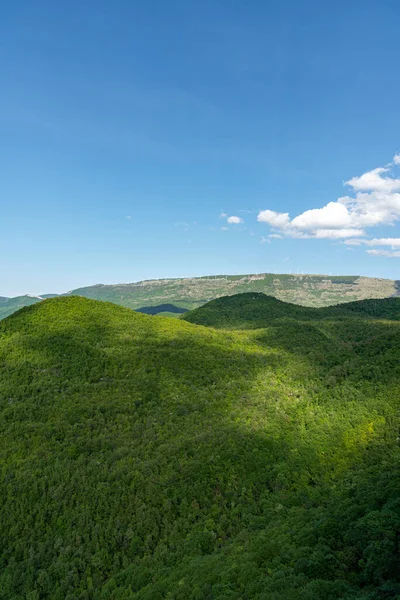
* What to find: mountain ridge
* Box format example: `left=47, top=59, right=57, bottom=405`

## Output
left=1, top=272, right=398, bottom=321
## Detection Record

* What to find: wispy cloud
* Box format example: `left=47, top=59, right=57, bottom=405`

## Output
left=175, top=221, right=190, bottom=228
left=345, top=237, right=400, bottom=250
left=367, top=249, right=400, bottom=258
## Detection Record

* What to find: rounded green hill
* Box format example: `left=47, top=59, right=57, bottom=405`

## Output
left=182, top=291, right=400, bottom=328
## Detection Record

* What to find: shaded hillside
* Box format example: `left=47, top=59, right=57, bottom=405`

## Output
left=182, top=292, right=400, bottom=329
left=329, top=296, right=400, bottom=320
left=136, top=303, right=189, bottom=316
left=0, top=296, right=399, bottom=599
left=182, top=292, right=309, bottom=328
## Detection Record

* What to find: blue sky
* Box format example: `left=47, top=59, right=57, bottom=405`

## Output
left=1, top=0, right=400, bottom=296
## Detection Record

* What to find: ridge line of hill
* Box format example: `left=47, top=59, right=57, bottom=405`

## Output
left=1, top=272, right=399, bottom=321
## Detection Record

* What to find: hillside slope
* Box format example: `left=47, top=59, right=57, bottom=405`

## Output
left=182, top=292, right=400, bottom=328
left=0, top=296, right=399, bottom=599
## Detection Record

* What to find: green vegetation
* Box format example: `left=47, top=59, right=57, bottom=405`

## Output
left=1, top=273, right=398, bottom=321
left=182, top=292, right=400, bottom=328
left=0, top=294, right=399, bottom=599
left=182, top=293, right=308, bottom=328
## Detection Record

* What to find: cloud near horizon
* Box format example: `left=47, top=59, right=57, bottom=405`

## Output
left=257, top=153, right=400, bottom=253
left=345, top=237, right=400, bottom=247
left=344, top=236, right=400, bottom=258
left=367, top=249, right=400, bottom=258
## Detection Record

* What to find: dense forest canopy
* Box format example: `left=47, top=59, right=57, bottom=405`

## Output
left=182, top=292, right=400, bottom=328
left=0, top=294, right=399, bottom=599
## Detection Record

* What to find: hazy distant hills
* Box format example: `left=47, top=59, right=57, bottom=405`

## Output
left=0, top=295, right=43, bottom=320
left=1, top=272, right=399, bottom=320
left=0, top=294, right=59, bottom=320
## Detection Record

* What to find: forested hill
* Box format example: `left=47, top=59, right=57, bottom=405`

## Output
left=0, top=296, right=399, bottom=599
left=182, top=292, right=400, bottom=328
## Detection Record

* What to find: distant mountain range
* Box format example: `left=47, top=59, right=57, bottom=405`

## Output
left=1, top=272, right=399, bottom=320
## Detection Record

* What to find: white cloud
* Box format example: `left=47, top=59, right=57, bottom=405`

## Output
left=345, top=167, right=400, bottom=193
left=257, top=209, right=290, bottom=228
left=227, top=215, right=243, bottom=224
left=313, top=228, right=365, bottom=239
left=368, top=237, right=400, bottom=247
left=220, top=212, right=244, bottom=225
left=268, top=233, right=282, bottom=239
left=337, top=192, right=400, bottom=228
left=367, top=249, right=400, bottom=258
left=291, top=202, right=351, bottom=230
left=257, top=152, right=400, bottom=244
left=345, top=237, right=400, bottom=248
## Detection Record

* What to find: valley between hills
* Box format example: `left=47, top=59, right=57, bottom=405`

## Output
left=0, top=291, right=399, bottom=599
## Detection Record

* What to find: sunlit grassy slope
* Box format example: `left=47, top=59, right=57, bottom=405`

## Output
left=0, top=295, right=399, bottom=599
